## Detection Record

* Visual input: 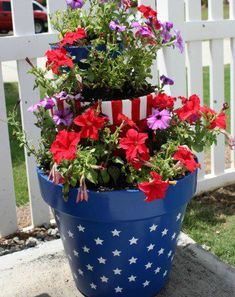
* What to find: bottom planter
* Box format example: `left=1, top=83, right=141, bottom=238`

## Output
left=38, top=169, right=197, bottom=297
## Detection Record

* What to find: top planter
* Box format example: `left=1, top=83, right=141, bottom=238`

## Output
left=50, top=43, right=124, bottom=69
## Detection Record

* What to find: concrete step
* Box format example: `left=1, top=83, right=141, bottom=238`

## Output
left=0, top=233, right=234, bottom=297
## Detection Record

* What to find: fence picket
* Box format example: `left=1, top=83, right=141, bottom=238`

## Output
left=0, top=64, right=17, bottom=237
left=157, top=0, right=186, bottom=97
left=185, top=0, right=205, bottom=178
left=230, top=0, right=235, bottom=168
left=47, top=0, right=67, bottom=33
left=11, top=0, right=50, bottom=226
left=208, top=0, right=225, bottom=176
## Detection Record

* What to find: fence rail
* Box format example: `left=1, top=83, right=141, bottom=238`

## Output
left=0, top=0, right=235, bottom=237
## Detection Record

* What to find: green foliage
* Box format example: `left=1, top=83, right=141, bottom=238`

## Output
left=33, top=0, right=178, bottom=98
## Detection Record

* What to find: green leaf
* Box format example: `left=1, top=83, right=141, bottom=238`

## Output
left=101, top=169, right=110, bottom=184
left=86, top=169, right=98, bottom=184
left=108, top=166, right=120, bottom=184
left=112, top=156, right=124, bottom=165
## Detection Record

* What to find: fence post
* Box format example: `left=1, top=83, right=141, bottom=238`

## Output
left=0, top=65, right=17, bottom=237
left=185, top=0, right=205, bottom=179
left=208, top=0, right=225, bottom=176
left=157, top=0, right=186, bottom=97
left=11, top=0, right=50, bottom=226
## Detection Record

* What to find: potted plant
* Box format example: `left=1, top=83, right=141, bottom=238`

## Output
left=9, top=0, right=234, bottom=296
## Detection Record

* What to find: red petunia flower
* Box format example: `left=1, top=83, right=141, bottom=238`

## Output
left=50, top=130, right=81, bottom=164
left=119, top=129, right=150, bottom=168
left=200, top=106, right=226, bottom=130
left=45, top=48, right=74, bottom=74
left=117, top=113, right=139, bottom=129
left=175, top=94, right=201, bottom=123
left=153, top=93, right=176, bottom=110
left=138, top=172, right=169, bottom=202
left=173, top=146, right=200, bottom=172
left=138, top=5, right=157, bottom=19
left=73, top=108, right=105, bottom=140
left=60, top=27, right=87, bottom=47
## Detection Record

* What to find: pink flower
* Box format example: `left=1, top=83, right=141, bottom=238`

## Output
left=147, top=109, right=171, bottom=130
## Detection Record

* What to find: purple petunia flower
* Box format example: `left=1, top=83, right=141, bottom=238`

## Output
left=27, top=103, right=40, bottom=112
left=55, top=91, right=82, bottom=101
left=39, top=97, right=55, bottom=110
left=53, top=108, right=73, bottom=126
left=109, top=20, right=126, bottom=32
left=174, top=30, right=184, bottom=53
left=160, top=75, right=174, bottom=86
left=132, top=22, right=155, bottom=40
left=66, top=0, right=83, bottom=9
left=161, top=21, right=173, bottom=43
left=147, top=109, right=171, bottom=130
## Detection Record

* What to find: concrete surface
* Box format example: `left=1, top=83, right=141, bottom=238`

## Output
left=0, top=233, right=234, bottom=297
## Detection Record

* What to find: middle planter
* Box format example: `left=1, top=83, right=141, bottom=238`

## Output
left=52, top=92, right=155, bottom=125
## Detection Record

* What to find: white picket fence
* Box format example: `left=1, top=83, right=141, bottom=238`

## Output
left=0, top=0, right=235, bottom=237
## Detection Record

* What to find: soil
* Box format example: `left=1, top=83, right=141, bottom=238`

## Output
left=82, top=83, right=155, bottom=101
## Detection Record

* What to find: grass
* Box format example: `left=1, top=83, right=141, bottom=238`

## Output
left=202, top=4, right=229, bottom=20
left=4, top=83, right=29, bottom=206
left=183, top=187, right=235, bottom=266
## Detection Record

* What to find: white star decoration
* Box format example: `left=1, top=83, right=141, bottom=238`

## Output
left=129, top=257, right=138, bottom=264
left=86, top=264, right=93, bottom=271
left=78, top=269, right=84, bottom=276
left=158, top=248, right=165, bottom=256
left=100, top=276, right=109, bottom=283
left=73, top=250, right=79, bottom=257
left=112, top=229, right=121, bottom=237
left=128, top=275, right=137, bottom=282
left=82, top=246, right=90, bottom=253
left=154, top=267, right=161, bottom=274
left=98, top=257, right=106, bottom=264
left=129, top=237, right=138, bottom=245
left=145, top=262, right=153, bottom=269
left=94, top=237, right=104, bottom=245
left=143, top=280, right=150, bottom=287
left=68, top=223, right=175, bottom=291
left=68, top=230, right=74, bottom=238
left=176, top=213, right=182, bottom=221
left=147, top=243, right=155, bottom=251
left=112, top=249, right=121, bottom=256
left=149, top=224, right=158, bottom=232
left=113, top=268, right=122, bottom=275
left=77, top=224, right=85, bottom=232
left=115, top=286, right=123, bottom=293
left=168, top=250, right=173, bottom=258
left=161, top=228, right=168, bottom=237
left=90, top=283, right=97, bottom=290
left=171, top=232, right=177, bottom=240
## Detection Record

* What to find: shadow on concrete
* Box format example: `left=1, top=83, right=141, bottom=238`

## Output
left=34, top=293, right=51, bottom=297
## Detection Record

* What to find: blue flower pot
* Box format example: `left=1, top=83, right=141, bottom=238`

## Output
left=37, top=169, right=197, bottom=297
left=50, top=43, right=124, bottom=69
